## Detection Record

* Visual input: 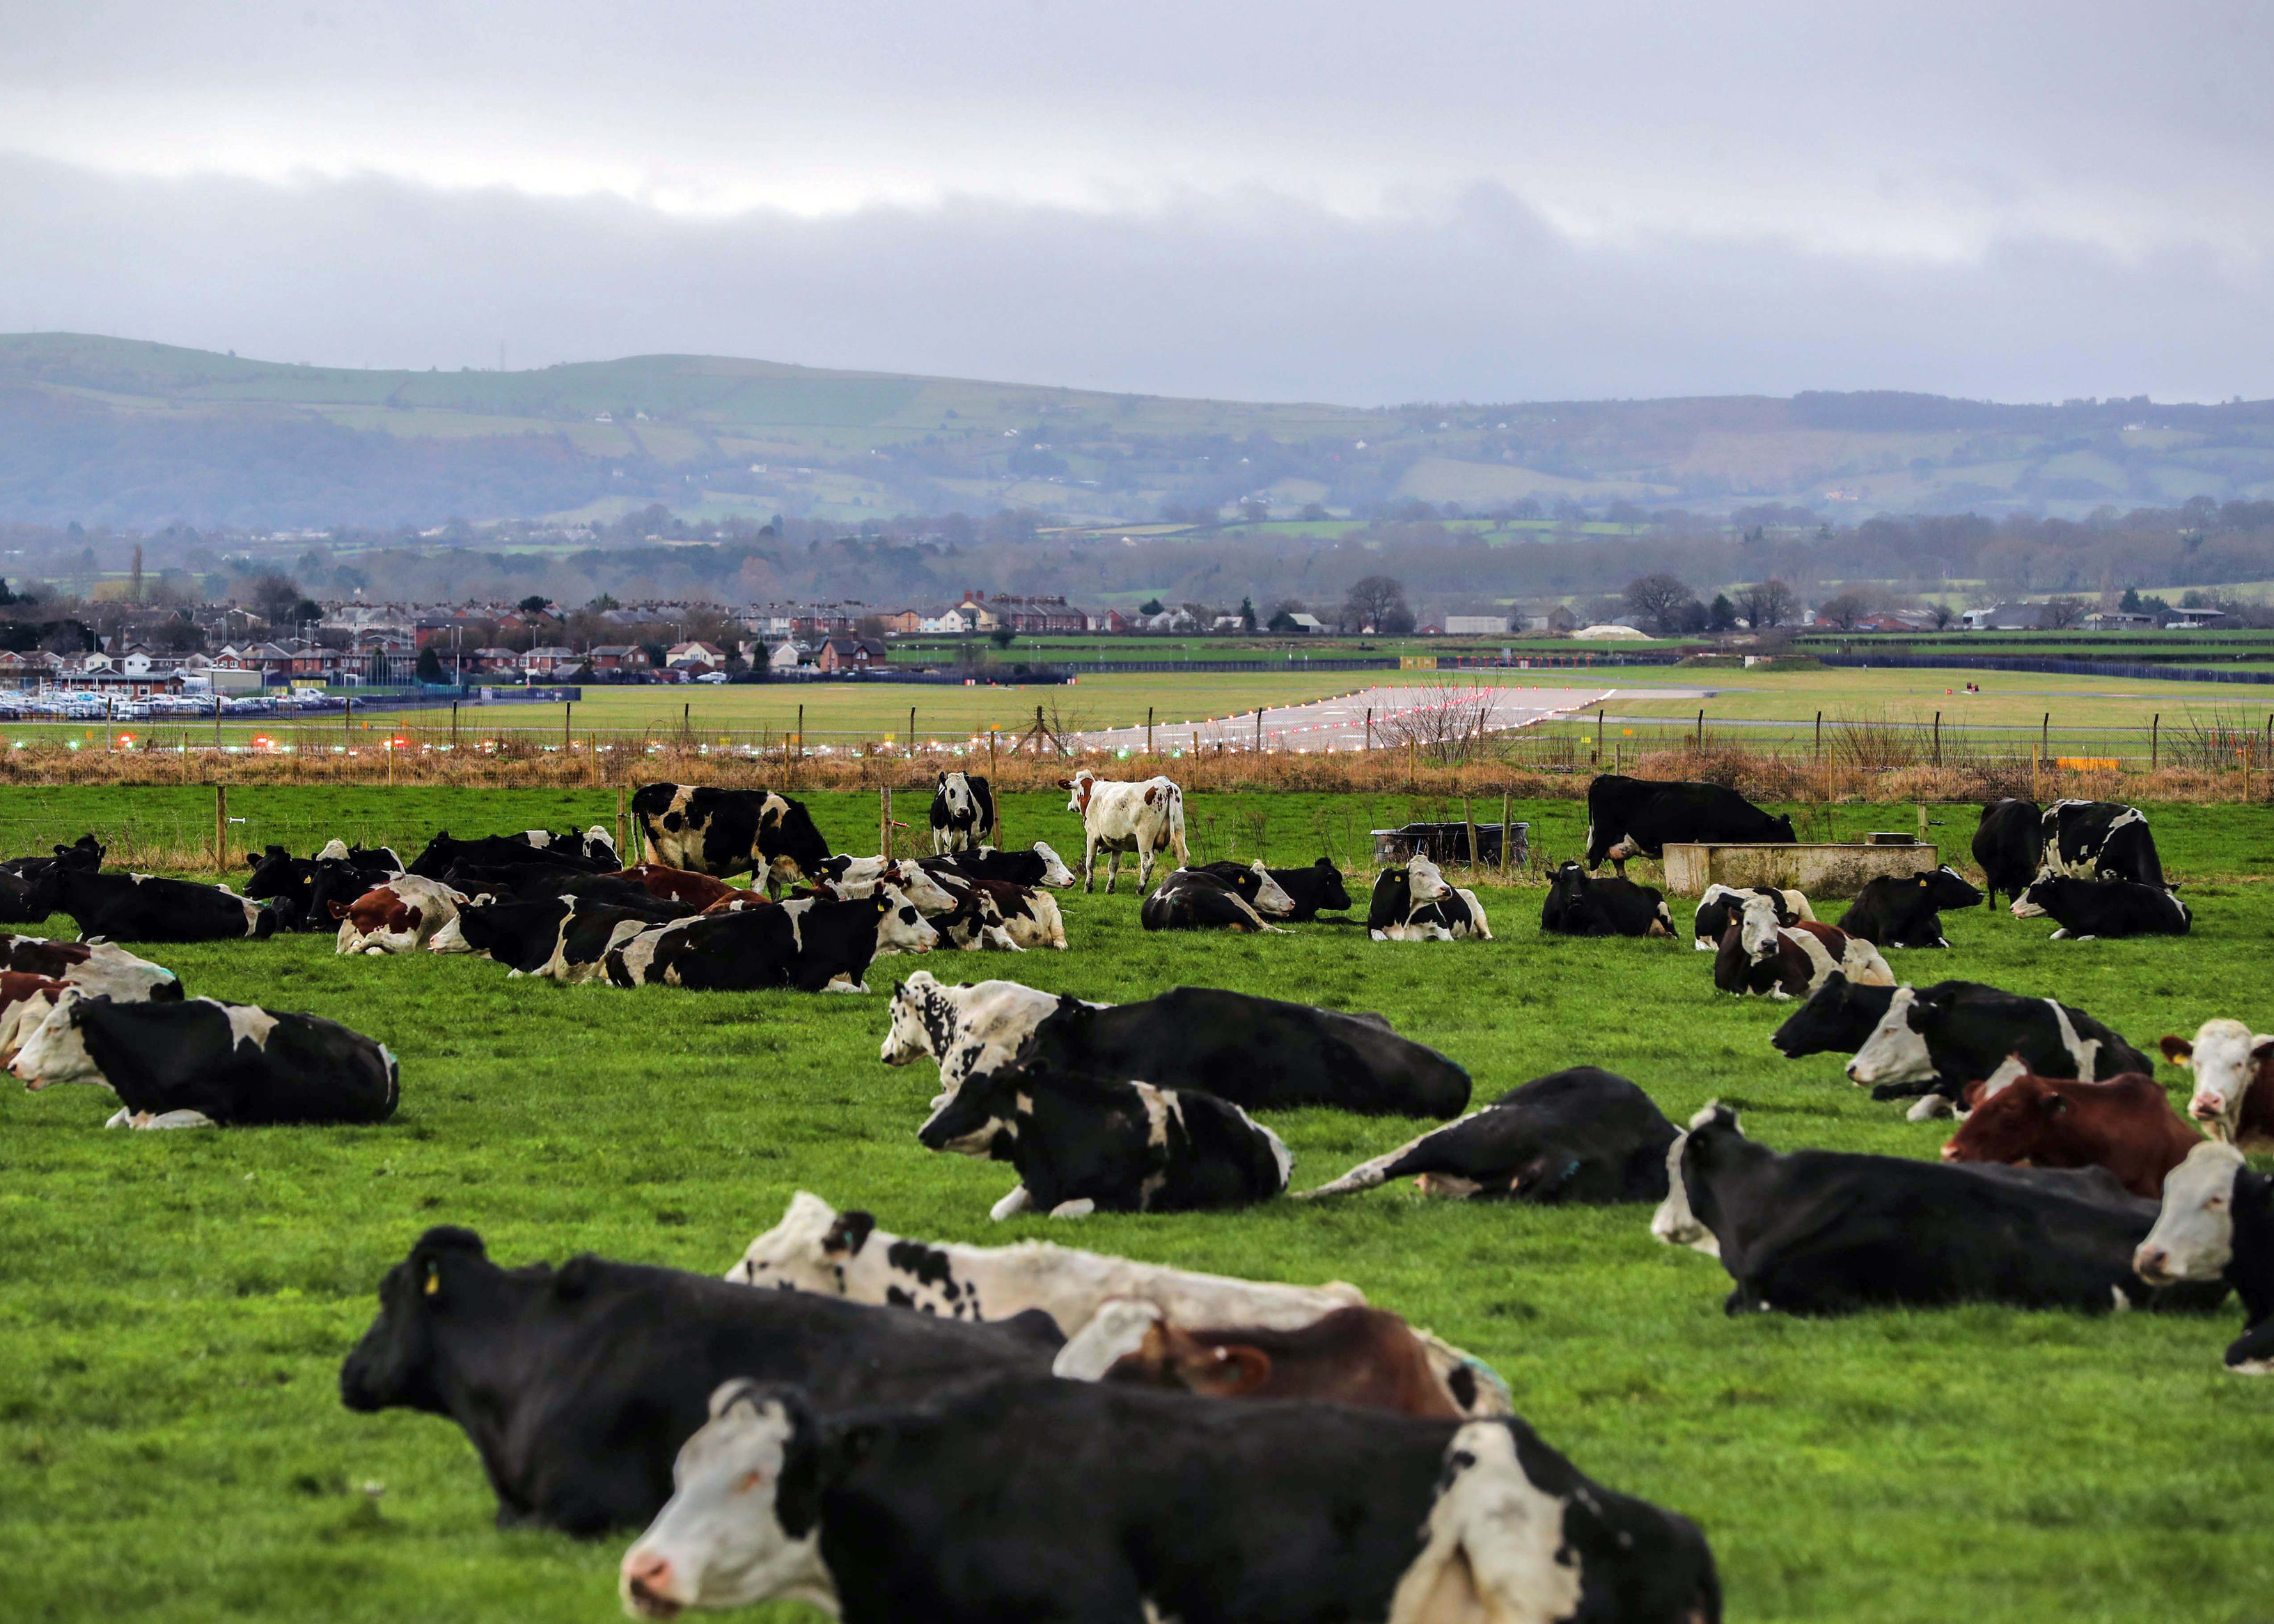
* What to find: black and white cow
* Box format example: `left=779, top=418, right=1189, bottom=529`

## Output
left=1652, top=1103, right=2222, bottom=1315
left=0, top=933, right=179, bottom=1002
left=2038, top=798, right=2165, bottom=889
left=927, top=771, right=996, bottom=854
left=1140, top=867, right=1288, bottom=934
left=631, top=784, right=833, bottom=889
left=1837, top=866, right=1982, bottom=948
left=1299, top=1066, right=1676, bottom=1204
left=913, top=869, right=1061, bottom=950
left=916, top=1064, right=1292, bottom=1219
left=2011, top=873, right=2190, bottom=940
left=618, top=1375, right=1720, bottom=1624
left=408, top=831, right=615, bottom=880
left=442, top=895, right=703, bottom=982
left=1711, top=896, right=1894, bottom=999
left=606, top=892, right=934, bottom=993
left=10, top=991, right=397, bottom=1128
left=1262, top=858, right=1353, bottom=921
left=42, top=869, right=275, bottom=943
left=918, top=843, right=1077, bottom=890
left=1689, top=883, right=1812, bottom=951
left=0, top=833, right=104, bottom=923
left=338, top=1227, right=1061, bottom=1535
left=1186, top=860, right=1301, bottom=918
left=1540, top=861, right=1675, bottom=938
left=2134, top=1142, right=2274, bottom=1373
left=1585, top=774, right=1796, bottom=876
left=1367, top=856, right=1491, bottom=941
left=895, top=975, right=1472, bottom=1120
left=246, top=843, right=403, bottom=932
left=1970, top=798, right=2043, bottom=908
left=803, top=856, right=960, bottom=916
left=1833, top=977, right=2155, bottom=1111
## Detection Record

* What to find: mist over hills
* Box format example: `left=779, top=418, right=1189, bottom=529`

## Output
left=5, top=333, right=2270, bottom=533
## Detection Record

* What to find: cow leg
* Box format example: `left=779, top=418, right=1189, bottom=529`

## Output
left=102, top=1107, right=132, bottom=1128
left=1081, top=836, right=1099, bottom=893
left=989, top=1184, right=1034, bottom=1221
left=134, top=1110, right=218, bottom=1130
left=1049, top=1199, right=1097, bottom=1220
left=1135, top=844, right=1155, bottom=892
left=1104, top=850, right=1122, bottom=895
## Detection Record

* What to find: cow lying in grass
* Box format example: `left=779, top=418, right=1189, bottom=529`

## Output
left=2012, top=873, right=2190, bottom=940
left=2135, top=1142, right=2274, bottom=1374
left=606, top=891, right=935, bottom=992
left=1140, top=867, right=1289, bottom=933
left=2161, top=1018, right=2274, bottom=1146
left=1711, top=894, right=1893, bottom=999
left=1837, top=866, right=1981, bottom=947
left=1540, top=862, right=1674, bottom=938
left=332, top=876, right=469, bottom=955
left=1367, top=856, right=1491, bottom=941
left=1940, top=1068, right=2203, bottom=1198
left=1690, top=883, right=1812, bottom=950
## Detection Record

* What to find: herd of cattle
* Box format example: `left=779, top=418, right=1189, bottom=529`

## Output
left=3, top=766, right=2264, bottom=1622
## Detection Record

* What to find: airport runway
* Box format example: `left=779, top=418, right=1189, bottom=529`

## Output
left=1067, top=683, right=1618, bottom=754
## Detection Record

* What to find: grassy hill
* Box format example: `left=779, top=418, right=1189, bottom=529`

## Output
left=3, top=333, right=2273, bottom=530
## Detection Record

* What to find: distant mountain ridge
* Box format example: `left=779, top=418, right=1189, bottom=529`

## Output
left=2, top=332, right=2268, bottom=530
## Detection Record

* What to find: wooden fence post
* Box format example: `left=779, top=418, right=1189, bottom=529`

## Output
left=1814, top=710, right=1822, bottom=762
left=2151, top=713, right=2159, bottom=773
left=1499, top=789, right=1512, bottom=878
left=1594, top=709, right=1603, bottom=765
left=880, top=787, right=892, bottom=858
left=1146, top=706, right=1154, bottom=757
left=1254, top=708, right=1263, bottom=753
left=450, top=700, right=459, bottom=750
left=797, top=704, right=805, bottom=764
left=564, top=702, right=573, bottom=752
left=1932, top=710, right=1940, bottom=766
left=1462, top=797, right=1478, bottom=873
left=909, top=706, right=916, bottom=756
left=617, top=783, right=629, bottom=863
left=1365, top=707, right=1373, bottom=751
left=1695, top=708, right=1704, bottom=747
left=214, top=784, right=227, bottom=869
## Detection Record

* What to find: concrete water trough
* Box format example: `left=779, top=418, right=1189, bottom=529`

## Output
left=1661, top=839, right=1940, bottom=899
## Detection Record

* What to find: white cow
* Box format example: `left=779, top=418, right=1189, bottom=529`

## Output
left=1058, top=770, right=1189, bottom=893
left=2161, top=1018, right=2274, bottom=1146
left=880, top=970, right=1092, bottom=1112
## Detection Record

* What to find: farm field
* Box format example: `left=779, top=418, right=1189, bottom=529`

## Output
left=1, top=787, right=2273, bottom=1621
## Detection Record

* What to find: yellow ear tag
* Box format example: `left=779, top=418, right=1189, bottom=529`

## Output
left=423, top=1268, right=441, bottom=1296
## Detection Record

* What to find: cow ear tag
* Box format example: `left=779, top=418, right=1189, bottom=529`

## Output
left=423, top=1261, right=441, bottom=1295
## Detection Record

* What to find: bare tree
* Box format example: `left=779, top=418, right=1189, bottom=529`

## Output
left=1734, top=578, right=1798, bottom=630
left=2041, top=595, right=2089, bottom=630
left=1342, top=575, right=1413, bottom=634
left=1928, top=602, right=1957, bottom=631
left=1375, top=691, right=1503, bottom=763
left=1816, top=592, right=1869, bottom=631
left=1622, top=573, right=1697, bottom=635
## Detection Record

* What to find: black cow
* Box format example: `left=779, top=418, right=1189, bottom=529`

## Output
left=995, top=986, right=1471, bottom=1117
left=0, top=833, right=104, bottom=922
left=916, top=1064, right=1292, bottom=1218
left=10, top=992, right=397, bottom=1128
left=2039, top=798, right=2165, bottom=888
left=1970, top=798, right=2043, bottom=908
left=1778, top=972, right=2154, bottom=1108
left=1263, top=857, right=1352, bottom=920
left=1656, top=1103, right=2223, bottom=1316
left=249, top=843, right=409, bottom=933
left=918, top=842, right=1077, bottom=890
left=2135, top=1143, right=2274, bottom=1373
left=409, top=833, right=613, bottom=880
left=1584, top=774, right=1796, bottom=876
left=605, top=892, right=932, bottom=992
left=337, top=1227, right=1060, bottom=1534
left=2012, top=873, right=2189, bottom=940
left=618, top=1375, right=1720, bottom=1624
left=1690, top=883, right=1810, bottom=951
left=1540, top=861, right=1674, bottom=938
left=42, top=869, right=275, bottom=942
left=927, top=771, right=996, bottom=854
left=630, top=783, right=832, bottom=888
left=2, top=832, right=104, bottom=878
left=1140, top=867, right=1285, bottom=933
left=1299, top=1066, right=1675, bottom=1203
left=1837, top=865, right=1982, bottom=947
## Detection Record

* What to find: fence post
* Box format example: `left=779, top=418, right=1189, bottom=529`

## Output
left=565, top=702, right=573, bottom=752
left=617, top=783, right=629, bottom=863
left=1254, top=709, right=1263, bottom=753
left=909, top=706, right=916, bottom=756
left=1695, top=708, right=1703, bottom=747
left=1463, top=797, right=1478, bottom=873
left=214, top=784, right=227, bottom=869
left=1147, top=706, right=1154, bottom=757
left=1500, top=790, right=1513, bottom=878
left=450, top=700, right=458, bottom=751
left=880, top=786, right=892, bottom=858
left=1594, top=709, right=1603, bottom=765
left=1814, top=710, right=1822, bottom=762
left=2151, top=714, right=2159, bottom=773
left=1933, top=710, right=1940, bottom=766
left=797, top=704, right=805, bottom=764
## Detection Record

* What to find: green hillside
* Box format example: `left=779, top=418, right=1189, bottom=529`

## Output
left=3, top=333, right=2272, bottom=530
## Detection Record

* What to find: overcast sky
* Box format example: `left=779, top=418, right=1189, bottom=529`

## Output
left=2, top=1, right=2268, bottom=404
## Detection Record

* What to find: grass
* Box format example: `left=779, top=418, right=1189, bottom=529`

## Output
left=3, top=788, right=2274, bottom=1621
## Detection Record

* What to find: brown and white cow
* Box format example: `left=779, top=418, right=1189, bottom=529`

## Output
left=1095, top=1304, right=1468, bottom=1419
left=1056, top=770, right=1189, bottom=893
left=610, top=862, right=749, bottom=911
left=0, top=970, right=70, bottom=1064
left=2161, top=1020, right=2274, bottom=1149
left=1713, top=894, right=1894, bottom=999
left=331, top=876, right=468, bottom=955
left=1940, top=1067, right=2203, bottom=1198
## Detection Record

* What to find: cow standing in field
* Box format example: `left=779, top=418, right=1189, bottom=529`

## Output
left=1058, top=770, right=1189, bottom=893
left=630, top=783, right=833, bottom=890
left=1971, top=798, right=2044, bottom=908
left=927, top=771, right=995, bottom=853
left=1585, top=773, right=1796, bottom=877
left=2161, top=1020, right=2274, bottom=1146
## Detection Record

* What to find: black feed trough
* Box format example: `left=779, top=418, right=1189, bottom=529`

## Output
left=1371, top=821, right=1528, bottom=867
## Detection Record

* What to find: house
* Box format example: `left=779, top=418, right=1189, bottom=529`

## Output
left=587, top=645, right=650, bottom=672
left=2165, top=608, right=2233, bottom=631
left=987, top=594, right=1089, bottom=633
left=1086, top=608, right=1133, bottom=634
left=767, top=638, right=808, bottom=675
left=1521, top=606, right=1583, bottom=635
left=519, top=645, right=579, bottom=677
left=1443, top=615, right=1510, bottom=635
left=666, top=640, right=728, bottom=671
left=1959, top=602, right=2050, bottom=631
left=815, top=636, right=888, bottom=673
left=875, top=609, right=922, bottom=636
left=210, top=642, right=295, bottom=681
left=948, top=594, right=1002, bottom=633
left=2085, top=610, right=2158, bottom=631
left=1212, top=615, right=1246, bottom=633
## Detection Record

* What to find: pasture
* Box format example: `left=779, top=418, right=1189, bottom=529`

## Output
left=1, top=787, right=2271, bottom=1622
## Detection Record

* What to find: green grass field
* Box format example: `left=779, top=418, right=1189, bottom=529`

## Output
left=3, top=788, right=2273, bottom=1623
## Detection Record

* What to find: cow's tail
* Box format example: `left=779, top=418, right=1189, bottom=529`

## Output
left=1166, top=785, right=1190, bottom=867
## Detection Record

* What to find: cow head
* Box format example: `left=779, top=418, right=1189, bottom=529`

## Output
left=1030, top=842, right=1076, bottom=888
left=338, top=1226, right=496, bottom=1415
left=1768, top=814, right=1798, bottom=842
left=1101, top=1318, right=1272, bottom=1398
left=1651, top=1103, right=1747, bottom=1256
left=726, top=1191, right=874, bottom=1291
left=880, top=971, right=948, bottom=1066
left=2009, top=875, right=2064, bottom=918
left=871, top=888, right=939, bottom=956
left=1924, top=865, right=1984, bottom=910
left=1770, top=972, right=1892, bottom=1058
left=2161, top=1020, right=2274, bottom=1142
left=54, top=833, right=104, bottom=872
left=877, top=861, right=956, bottom=915
left=7, top=986, right=106, bottom=1092
left=2134, top=1141, right=2249, bottom=1286
left=1405, top=855, right=1454, bottom=904
left=619, top=1380, right=831, bottom=1619
left=1304, top=858, right=1352, bottom=913
left=1940, top=1068, right=2073, bottom=1167
left=934, top=771, right=976, bottom=828
left=1058, top=771, right=1097, bottom=814
left=914, top=1066, right=1022, bottom=1157
left=1736, top=893, right=1786, bottom=963
left=1844, top=985, right=1936, bottom=1087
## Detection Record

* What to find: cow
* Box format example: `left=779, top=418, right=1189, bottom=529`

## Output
left=1782, top=974, right=2153, bottom=1112
left=1541, top=861, right=1675, bottom=938
left=606, top=862, right=749, bottom=911
left=1585, top=773, right=1796, bottom=877
left=1058, top=770, right=1189, bottom=893
left=606, top=892, right=934, bottom=993
left=1970, top=798, right=2043, bottom=908
left=1299, top=1066, right=1676, bottom=1204
left=801, top=857, right=960, bottom=917
left=2159, top=1020, right=2274, bottom=1146
left=314, top=839, right=404, bottom=873
left=1097, top=1305, right=1467, bottom=1417
left=899, top=977, right=1472, bottom=1121
left=0, top=970, right=70, bottom=1062
left=408, top=831, right=613, bottom=880
left=42, top=869, right=275, bottom=943
left=0, top=834, right=104, bottom=922
left=2011, top=873, right=2189, bottom=939
left=1262, top=857, right=1352, bottom=921
left=916, top=1063, right=1292, bottom=1220
left=617, top=1376, right=1721, bottom=1624
left=1, top=831, right=104, bottom=880
left=1689, top=883, right=1812, bottom=950
left=911, top=867, right=1060, bottom=949
left=2133, top=1142, right=2274, bottom=1373
left=0, top=933, right=179, bottom=1002
left=1140, top=867, right=1287, bottom=933
left=338, top=1227, right=1062, bottom=1535
left=947, top=875, right=1065, bottom=951
left=244, top=844, right=392, bottom=932
left=632, top=783, right=832, bottom=890
left=11, top=989, right=398, bottom=1128
left=928, top=771, right=996, bottom=853
left=1653, top=1102, right=2222, bottom=1316
left=1713, top=896, right=1894, bottom=1000
left=1367, top=856, right=1491, bottom=941
left=1940, top=1069, right=2203, bottom=1198
left=920, top=842, right=1077, bottom=890
left=1837, top=866, right=1982, bottom=948
left=330, top=876, right=468, bottom=955
left=2038, top=798, right=2165, bottom=888
left=914, top=885, right=1026, bottom=954
left=1184, top=860, right=1299, bottom=918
